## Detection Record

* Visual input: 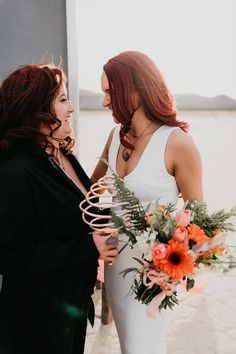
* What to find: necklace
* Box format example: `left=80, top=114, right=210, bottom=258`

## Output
left=52, top=150, right=66, bottom=171
left=122, top=121, right=153, bottom=162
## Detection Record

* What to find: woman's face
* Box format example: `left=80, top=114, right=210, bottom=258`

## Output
left=101, top=71, right=119, bottom=124
left=52, top=82, right=75, bottom=140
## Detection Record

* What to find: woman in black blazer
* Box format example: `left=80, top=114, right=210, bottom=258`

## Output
left=0, top=64, right=118, bottom=354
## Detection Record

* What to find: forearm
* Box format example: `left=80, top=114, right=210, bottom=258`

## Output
left=0, top=235, right=99, bottom=273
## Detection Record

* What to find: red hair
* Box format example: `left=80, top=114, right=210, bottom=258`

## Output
left=103, top=51, right=188, bottom=148
left=0, top=64, right=66, bottom=152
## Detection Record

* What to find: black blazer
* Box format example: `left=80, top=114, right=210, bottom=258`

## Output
left=0, top=144, right=99, bottom=354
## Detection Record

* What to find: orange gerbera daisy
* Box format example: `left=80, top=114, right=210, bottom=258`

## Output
left=187, top=224, right=210, bottom=247
left=153, top=240, right=194, bottom=279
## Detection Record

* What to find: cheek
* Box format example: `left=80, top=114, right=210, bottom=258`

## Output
left=55, top=107, right=66, bottom=121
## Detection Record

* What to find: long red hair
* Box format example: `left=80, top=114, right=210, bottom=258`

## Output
left=0, top=64, right=66, bottom=152
left=103, top=51, right=188, bottom=148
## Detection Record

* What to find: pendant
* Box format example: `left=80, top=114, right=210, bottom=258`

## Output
left=122, top=149, right=131, bottom=162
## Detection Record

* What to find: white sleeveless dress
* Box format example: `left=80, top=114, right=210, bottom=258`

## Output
left=105, top=125, right=180, bottom=354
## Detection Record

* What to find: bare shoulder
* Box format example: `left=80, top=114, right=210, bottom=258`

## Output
left=168, top=128, right=199, bottom=154
left=103, top=126, right=117, bottom=154
left=90, top=126, right=117, bottom=183
left=167, top=128, right=203, bottom=201
left=165, top=128, right=201, bottom=174
left=169, top=128, right=194, bottom=145
left=107, top=126, right=117, bottom=147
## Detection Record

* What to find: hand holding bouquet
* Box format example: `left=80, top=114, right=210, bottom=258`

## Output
left=108, top=172, right=236, bottom=317
left=79, top=165, right=236, bottom=317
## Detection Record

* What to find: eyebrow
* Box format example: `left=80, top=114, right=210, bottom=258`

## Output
left=59, top=93, right=67, bottom=98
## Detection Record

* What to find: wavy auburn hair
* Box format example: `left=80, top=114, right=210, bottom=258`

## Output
left=103, top=51, right=189, bottom=148
left=0, top=63, right=73, bottom=153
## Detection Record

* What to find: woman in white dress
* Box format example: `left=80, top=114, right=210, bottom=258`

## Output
left=91, top=51, right=203, bottom=354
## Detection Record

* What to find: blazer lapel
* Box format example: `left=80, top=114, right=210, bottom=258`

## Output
left=48, top=157, right=91, bottom=199
left=67, top=154, right=92, bottom=191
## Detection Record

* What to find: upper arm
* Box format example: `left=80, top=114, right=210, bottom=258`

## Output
left=91, top=127, right=116, bottom=183
left=0, top=163, right=98, bottom=273
left=167, top=130, right=203, bottom=202
left=0, top=166, right=35, bottom=271
left=0, top=168, right=34, bottom=241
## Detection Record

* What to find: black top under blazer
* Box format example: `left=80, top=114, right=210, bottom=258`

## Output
left=0, top=143, right=99, bottom=354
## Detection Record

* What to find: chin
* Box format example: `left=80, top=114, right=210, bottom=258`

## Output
left=65, top=125, right=73, bottom=135
left=112, top=115, right=119, bottom=124
left=56, top=129, right=72, bottom=141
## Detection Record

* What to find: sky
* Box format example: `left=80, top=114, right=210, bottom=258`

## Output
left=77, top=0, right=236, bottom=98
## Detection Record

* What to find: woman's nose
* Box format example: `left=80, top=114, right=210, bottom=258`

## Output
left=69, top=101, right=75, bottom=112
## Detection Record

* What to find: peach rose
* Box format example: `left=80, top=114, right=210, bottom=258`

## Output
left=152, top=243, right=167, bottom=260
left=172, top=225, right=188, bottom=243
left=175, top=209, right=191, bottom=227
left=187, top=224, right=210, bottom=247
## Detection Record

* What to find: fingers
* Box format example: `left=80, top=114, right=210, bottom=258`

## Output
left=103, top=248, right=119, bottom=265
left=98, top=248, right=118, bottom=264
left=94, top=227, right=119, bottom=238
left=93, top=229, right=119, bottom=264
left=106, top=236, right=118, bottom=245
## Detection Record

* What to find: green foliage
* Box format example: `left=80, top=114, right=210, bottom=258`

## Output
left=111, top=171, right=147, bottom=232
left=100, top=158, right=147, bottom=244
left=186, top=277, right=195, bottom=291
left=185, top=200, right=236, bottom=236
left=151, top=205, right=177, bottom=243
left=110, top=209, right=137, bottom=244
left=159, top=292, right=179, bottom=310
left=119, top=267, right=139, bottom=279
left=132, top=274, right=179, bottom=310
left=134, top=282, right=162, bottom=305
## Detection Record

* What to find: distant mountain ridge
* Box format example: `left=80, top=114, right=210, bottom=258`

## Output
left=79, top=89, right=236, bottom=111
left=174, top=93, right=236, bottom=111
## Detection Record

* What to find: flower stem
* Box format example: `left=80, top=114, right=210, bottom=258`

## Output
left=144, top=285, right=160, bottom=304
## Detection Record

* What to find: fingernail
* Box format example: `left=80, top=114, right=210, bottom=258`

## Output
left=106, top=236, right=118, bottom=245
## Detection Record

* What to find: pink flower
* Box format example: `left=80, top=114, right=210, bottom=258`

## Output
left=145, top=211, right=155, bottom=225
left=152, top=243, right=167, bottom=260
left=172, top=225, right=188, bottom=243
left=175, top=209, right=191, bottom=227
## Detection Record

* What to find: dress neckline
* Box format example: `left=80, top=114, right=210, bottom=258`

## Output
left=115, top=124, right=166, bottom=180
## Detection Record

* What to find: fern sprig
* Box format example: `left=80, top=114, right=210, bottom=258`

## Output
left=100, top=158, right=147, bottom=243
left=185, top=200, right=236, bottom=236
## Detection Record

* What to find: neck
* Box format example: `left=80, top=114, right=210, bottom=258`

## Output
left=50, top=145, right=65, bottom=171
left=129, top=106, right=162, bottom=137
left=44, top=138, right=60, bottom=159
left=121, top=117, right=153, bottom=162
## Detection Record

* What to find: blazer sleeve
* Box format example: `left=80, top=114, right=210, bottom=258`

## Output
left=0, top=168, right=99, bottom=273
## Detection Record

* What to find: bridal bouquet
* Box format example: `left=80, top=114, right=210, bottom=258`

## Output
left=109, top=172, right=236, bottom=317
